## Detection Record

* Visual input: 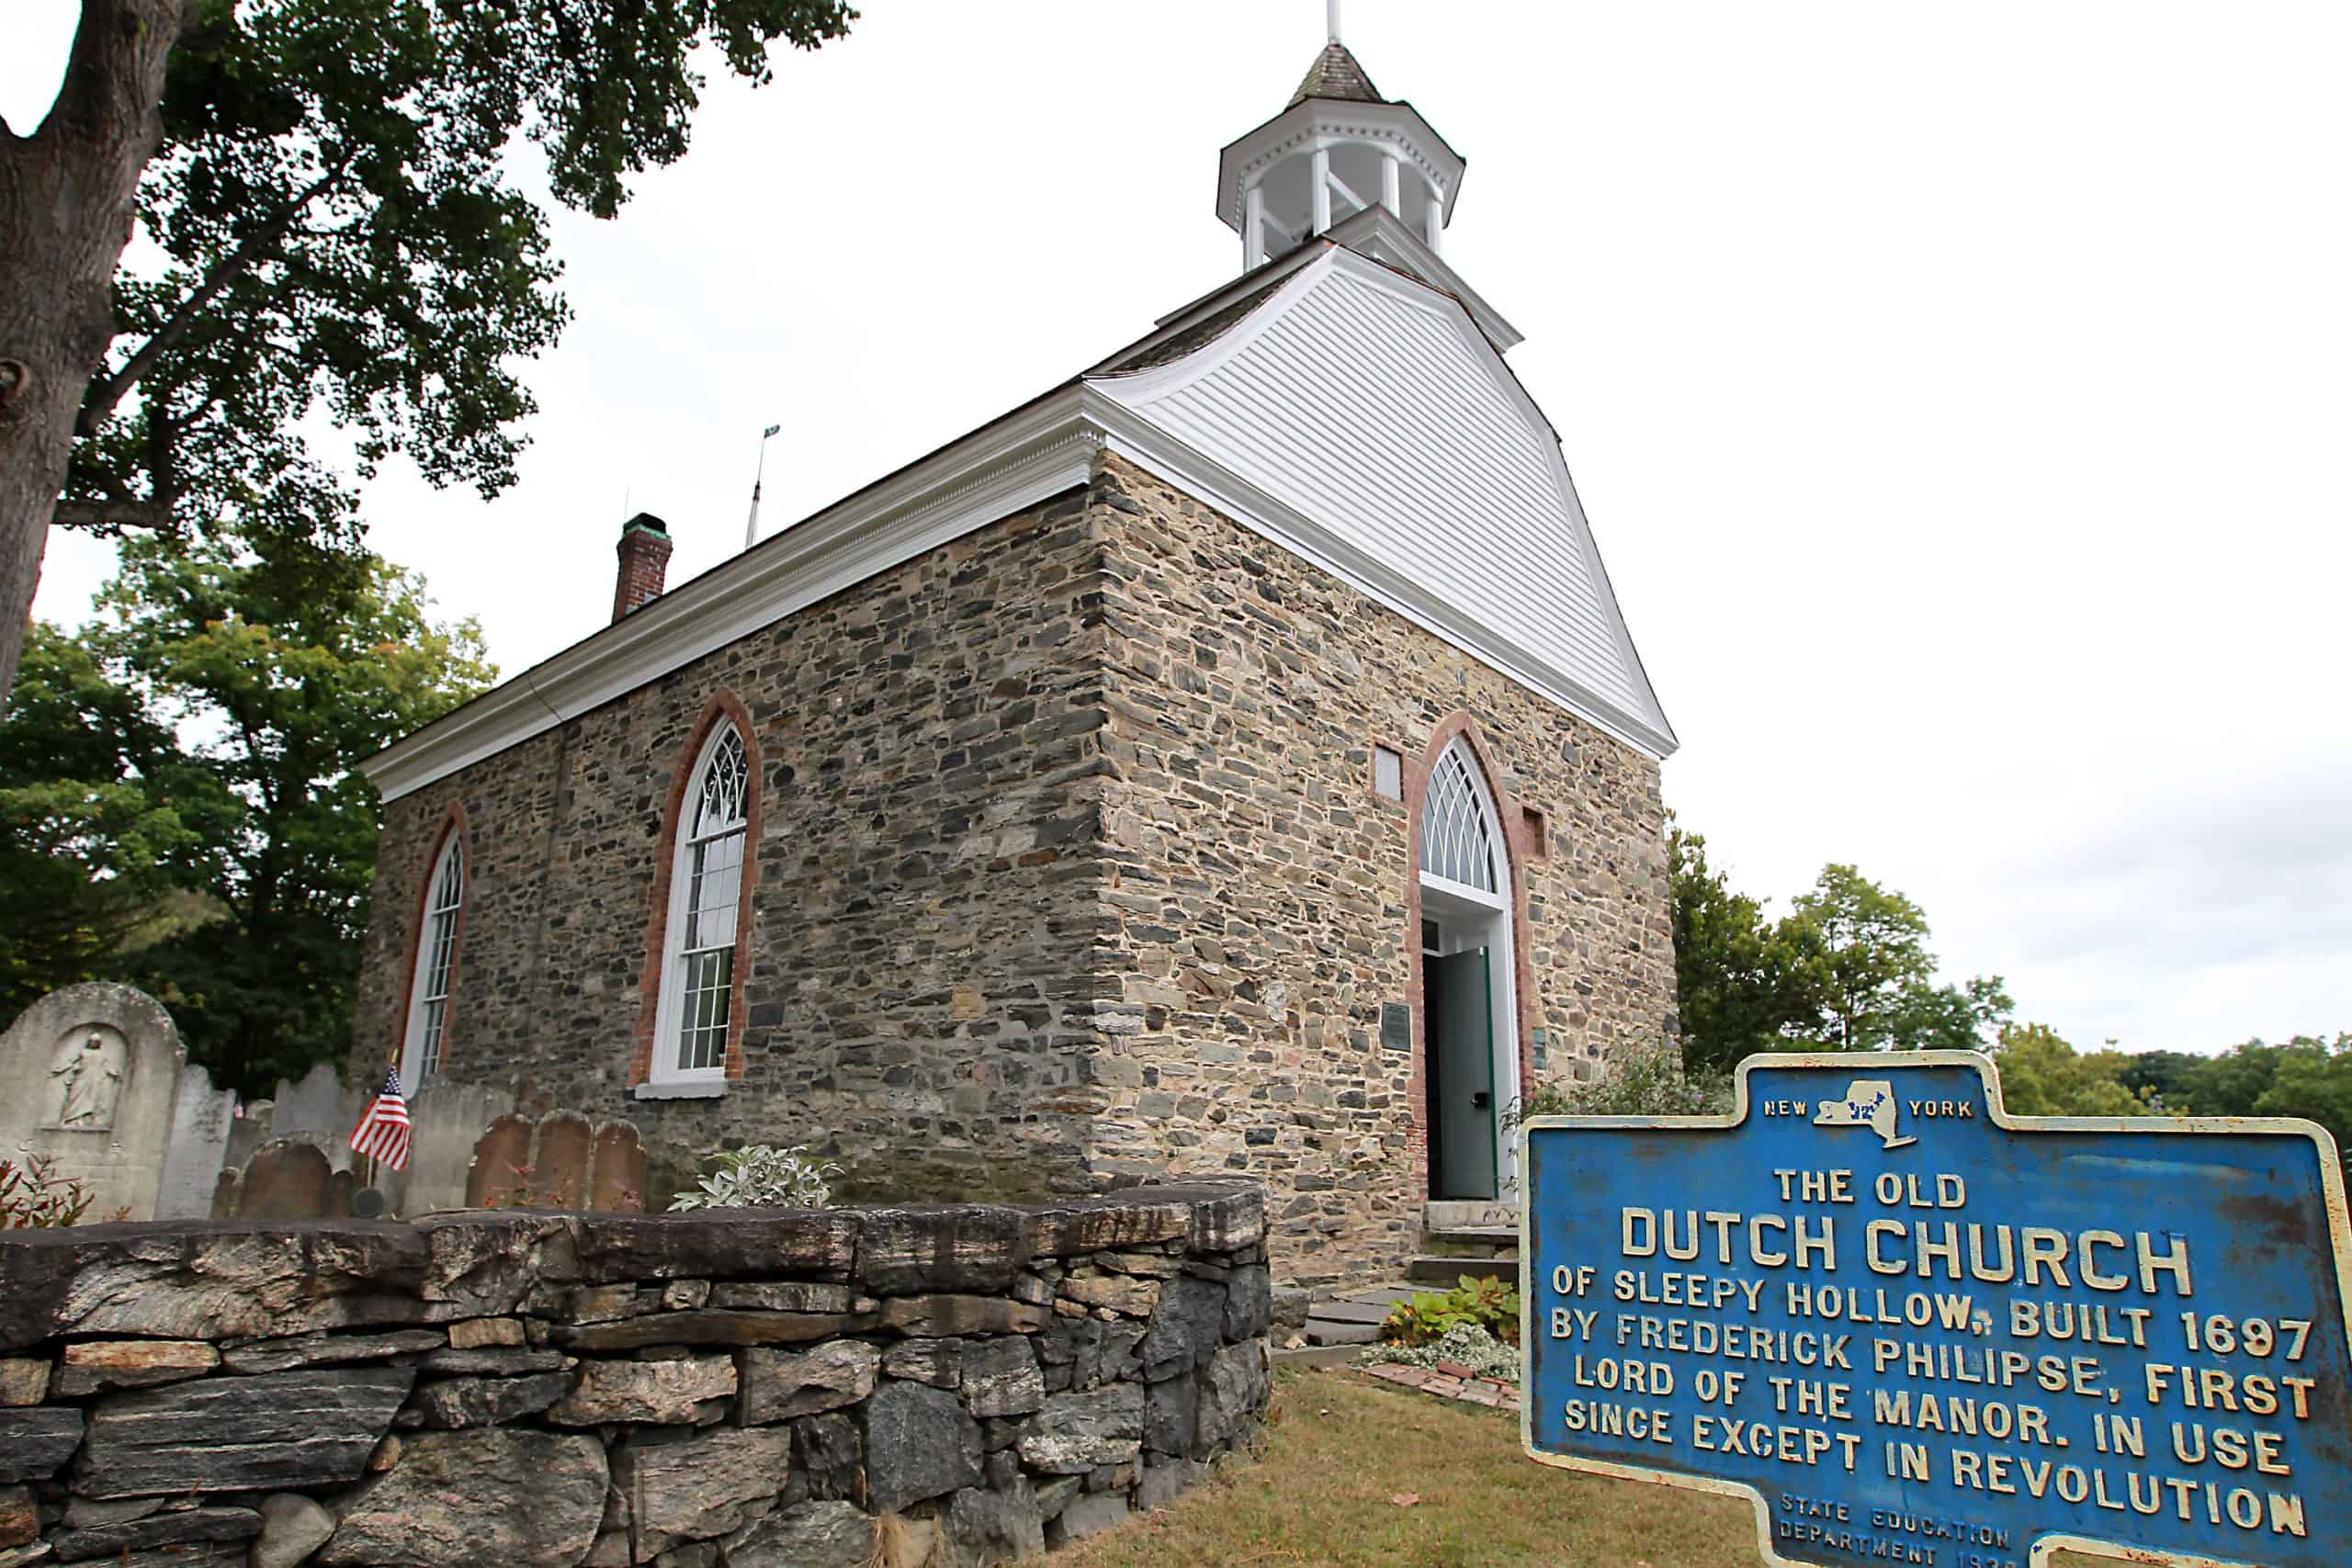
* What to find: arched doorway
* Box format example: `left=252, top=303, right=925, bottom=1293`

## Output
left=1418, top=739, right=1521, bottom=1201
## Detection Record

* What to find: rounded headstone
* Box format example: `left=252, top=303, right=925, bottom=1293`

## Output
left=351, top=1188, right=386, bottom=1219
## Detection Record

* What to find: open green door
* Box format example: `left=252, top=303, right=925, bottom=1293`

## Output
left=1426, top=947, right=1497, bottom=1200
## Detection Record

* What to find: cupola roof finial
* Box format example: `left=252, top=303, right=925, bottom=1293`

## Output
left=1290, top=33, right=1385, bottom=107
left=1328, top=0, right=1341, bottom=44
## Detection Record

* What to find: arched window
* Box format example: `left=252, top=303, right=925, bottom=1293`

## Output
left=401, top=829, right=466, bottom=1087
left=1420, top=744, right=1498, bottom=894
left=653, top=723, right=752, bottom=1083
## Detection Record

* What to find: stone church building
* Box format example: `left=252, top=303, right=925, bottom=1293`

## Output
left=356, top=32, right=1679, bottom=1286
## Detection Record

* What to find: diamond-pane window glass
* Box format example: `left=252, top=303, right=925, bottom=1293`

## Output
left=1419, top=745, right=1498, bottom=894
left=401, top=832, right=465, bottom=1086
left=662, top=724, right=752, bottom=1077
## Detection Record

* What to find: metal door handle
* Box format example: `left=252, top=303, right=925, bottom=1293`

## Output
left=1472, top=1091, right=1491, bottom=1110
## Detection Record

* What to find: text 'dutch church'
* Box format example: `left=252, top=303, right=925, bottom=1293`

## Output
left=356, top=25, right=1679, bottom=1287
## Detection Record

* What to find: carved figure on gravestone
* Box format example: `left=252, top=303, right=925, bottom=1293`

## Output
left=46, top=1032, right=127, bottom=1132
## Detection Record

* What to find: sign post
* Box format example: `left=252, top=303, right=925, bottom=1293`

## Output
left=1522, top=1052, right=2352, bottom=1568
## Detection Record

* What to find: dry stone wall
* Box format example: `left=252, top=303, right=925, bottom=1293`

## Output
left=0, top=1183, right=1269, bottom=1567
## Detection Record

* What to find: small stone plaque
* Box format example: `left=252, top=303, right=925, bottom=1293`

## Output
left=1379, top=1003, right=1410, bottom=1055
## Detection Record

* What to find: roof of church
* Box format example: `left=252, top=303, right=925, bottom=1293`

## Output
left=361, top=40, right=1677, bottom=801
left=1095, top=276, right=1293, bottom=377
left=363, top=244, right=1675, bottom=801
left=1290, top=41, right=1385, bottom=106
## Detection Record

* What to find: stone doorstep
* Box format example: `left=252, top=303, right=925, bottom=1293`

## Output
left=1404, top=1254, right=1517, bottom=1286
left=1422, top=1201, right=1520, bottom=1232
left=1305, top=1300, right=1392, bottom=1327
left=1300, top=1321, right=1379, bottom=1348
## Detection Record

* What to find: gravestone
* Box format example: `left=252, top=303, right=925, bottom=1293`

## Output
left=266, top=1063, right=349, bottom=1155
left=154, top=1065, right=238, bottom=1221
left=465, top=1116, right=535, bottom=1208
left=534, top=1114, right=594, bottom=1208
left=381, top=1081, right=515, bottom=1218
left=590, top=1122, right=648, bottom=1213
left=0, top=985, right=187, bottom=1222
left=236, top=1140, right=333, bottom=1221
left=222, top=1100, right=272, bottom=1176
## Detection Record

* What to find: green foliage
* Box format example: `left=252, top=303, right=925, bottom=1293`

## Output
left=1380, top=1276, right=1522, bottom=1348
left=0, top=525, right=492, bottom=1092
left=64, top=1, right=860, bottom=558
left=2178, top=1036, right=2352, bottom=1158
left=0, top=626, right=203, bottom=1018
left=1994, top=1023, right=2156, bottom=1117
left=1990, top=1027, right=2352, bottom=1170
left=1666, top=826, right=2012, bottom=1067
left=1785, top=865, right=2011, bottom=1052
left=670, top=1145, right=845, bottom=1211
left=0, top=1156, right=100, bottom=1228
left=1515, top=1050, right=1735, bottom=1122
left=1668, top=828, right=1824, bottom=1076
left=2115, top=1049, right=2203, bottom=1108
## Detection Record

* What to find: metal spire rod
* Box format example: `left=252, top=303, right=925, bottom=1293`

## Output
left=1328, top=0, right=1341, bottom=44
left=744, top=423, right=780, bottom=550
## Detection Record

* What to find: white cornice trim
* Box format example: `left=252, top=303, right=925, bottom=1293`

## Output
left=363, top=389, right=1105, bottom=801
left=1216, top=100, right=1464, bottom=231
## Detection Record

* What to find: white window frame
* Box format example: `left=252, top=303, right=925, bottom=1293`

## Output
left=399, top=831, right=465, bottom=1089
left=644, top=722, right=751, bottom=1097
left=1420, top=743, right=1501, bottom=895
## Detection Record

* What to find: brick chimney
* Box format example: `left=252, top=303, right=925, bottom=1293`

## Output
left=612, top=513, right=673, bottom=623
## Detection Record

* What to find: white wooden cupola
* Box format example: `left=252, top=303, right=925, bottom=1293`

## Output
left=1218, top=7, right=1461, bottom=267
left=1215, top=10, right=1520, bottom=353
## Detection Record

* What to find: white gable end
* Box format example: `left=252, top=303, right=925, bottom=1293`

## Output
left=1089, top=252, right=1674, bottom=757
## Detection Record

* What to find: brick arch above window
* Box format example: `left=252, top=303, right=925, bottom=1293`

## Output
left=633, top=692, right=763, bottom=1095
left=397, top=803, right=470, bottom=1088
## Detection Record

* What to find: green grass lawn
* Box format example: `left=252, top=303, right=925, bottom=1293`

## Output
left=1064, top=1367, right=2105, bottom=1568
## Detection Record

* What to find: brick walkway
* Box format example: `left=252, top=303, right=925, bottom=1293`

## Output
left=1356, top=1359, right=1521, bottom=1413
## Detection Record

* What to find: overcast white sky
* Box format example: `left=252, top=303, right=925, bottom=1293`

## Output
left=10, top=2, right=2349, bottom=1056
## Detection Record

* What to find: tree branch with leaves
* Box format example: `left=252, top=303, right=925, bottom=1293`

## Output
left=0, top=0, right=859, bottom=706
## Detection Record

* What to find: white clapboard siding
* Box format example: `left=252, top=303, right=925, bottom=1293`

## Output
left=1092, top=250, right=1672, bottom=753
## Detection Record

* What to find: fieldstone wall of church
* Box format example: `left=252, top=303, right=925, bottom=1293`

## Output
left=355, top=490, right=1125, bottom=1203
left=355, top=452, right=1673, bottom=1286
left=1079, top=455, right=1677, bottom=1288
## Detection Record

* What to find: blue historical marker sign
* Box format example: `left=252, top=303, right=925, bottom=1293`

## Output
left=1522, top=1053, right=2352, bottom=1568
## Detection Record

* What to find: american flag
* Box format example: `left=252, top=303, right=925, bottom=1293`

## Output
left=348, top=1066, right=412, bottom=1172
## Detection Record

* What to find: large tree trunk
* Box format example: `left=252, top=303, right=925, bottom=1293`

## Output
left=0, top=0, right=184, bottom=707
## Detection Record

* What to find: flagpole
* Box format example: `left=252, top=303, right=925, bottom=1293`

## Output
left=744, top=423, right=781, bottom=549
